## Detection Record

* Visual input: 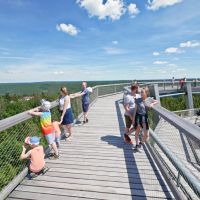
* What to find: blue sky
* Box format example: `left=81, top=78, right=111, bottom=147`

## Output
left=0, top=0, right=200, bottom=82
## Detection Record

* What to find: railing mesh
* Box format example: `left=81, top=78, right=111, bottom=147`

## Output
left=148, top=110, right=200, bottom=199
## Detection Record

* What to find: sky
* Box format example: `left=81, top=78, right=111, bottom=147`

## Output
left=0, top=0, right=200, bottom=83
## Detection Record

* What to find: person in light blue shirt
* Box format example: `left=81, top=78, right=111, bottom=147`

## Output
left=71, top=82, right=90, bottom=124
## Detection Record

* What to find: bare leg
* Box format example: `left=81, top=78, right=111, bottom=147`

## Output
left=66, top=124, right=72, bottom=138
left=141, top=123, right=149, bottom=144
left=51, top=142, right=59, bottom=156
left=83, top=112, right=88, bottom=122
left=135, top=125, right=141, bottom=145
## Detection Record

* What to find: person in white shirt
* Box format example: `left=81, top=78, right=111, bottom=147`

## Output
left=59, top=86, right=74, bottom=140
left=123, top=84, right=140, bottom=144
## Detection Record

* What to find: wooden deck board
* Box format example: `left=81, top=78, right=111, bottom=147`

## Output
left=9, top=94, right=174, bottom=200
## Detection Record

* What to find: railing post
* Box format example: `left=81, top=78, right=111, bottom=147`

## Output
left=114, top=85, right=117, bottom=93
left=96, top=87, right=99, bottom=98
left=177, top=172, right=181, bottom=187
left=186, top=82, right=194, bottom=110
left=149, top=84, right=160, bottom=127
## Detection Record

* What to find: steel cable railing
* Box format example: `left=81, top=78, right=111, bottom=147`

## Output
left=147, top=102, right=200, bottom=200
left=124, top=85, right=200, bottom=199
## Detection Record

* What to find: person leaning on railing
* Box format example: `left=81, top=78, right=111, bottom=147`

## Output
left=28, top=100, right=59, bottom=159
left=70, top=81, right=92, bottom=124
left=133, top=87, right=158, bottom=152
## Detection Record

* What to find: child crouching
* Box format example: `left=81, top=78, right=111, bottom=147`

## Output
left=20, top=136, right=48, bottom=179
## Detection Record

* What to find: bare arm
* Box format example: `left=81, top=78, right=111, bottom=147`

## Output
left=28, top=109, right=42, bottom=116
left=20, top=146, right=31, bottom=160
left=149, top=99, right=158, bottom=108
left=60, top=96, right=69, bottom=123
left=124, top=104, right=132, bottom=119
left=132, top=104, right=137, bottom=124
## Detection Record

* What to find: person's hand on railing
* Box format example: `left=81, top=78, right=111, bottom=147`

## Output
left=149, top=99, right=158, bottom=108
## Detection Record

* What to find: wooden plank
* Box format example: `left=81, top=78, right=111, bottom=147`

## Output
left=19, top=181, right=174, bottom=199
left=8, top=94, right=174, bottom=200
left=34, top=175, right=171, bottom=192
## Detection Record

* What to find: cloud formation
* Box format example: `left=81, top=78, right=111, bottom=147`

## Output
left=180, top=40, right=200, bottom=48
left=103, top=47, right=125, bottom=55
left=77, top=0, right=125, bottom=21
left=153, top=51, right=160, bottom=56
left=153, top=60, right=168, bottom=64
left=165, top=47, right=181, bottom=53
left=147, top=0, right=182, bottom=11
left=128, top=3, right=140, bottom=18
left=112, top=40, right=118, bottom=45
left=56, top=23, right=79, bottom=36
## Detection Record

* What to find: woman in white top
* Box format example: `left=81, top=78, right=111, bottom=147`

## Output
left=59, top=86, right=74, bottom=139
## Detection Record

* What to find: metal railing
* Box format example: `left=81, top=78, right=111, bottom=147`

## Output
left=124, top=86, right=200, bottom=199
left=146, top=98, right=200, bottom=199
left=0, top=82, right=129, bottom=198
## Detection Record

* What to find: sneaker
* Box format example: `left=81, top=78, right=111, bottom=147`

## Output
left=138, top=142, right=143, bottom=148
left=134, top=145, right=142, bottom=153
left=41, top=166, right=49, bottom=175
left=124, top=134, right=133, bottom=144
left=49, top=153, right=59, bottom=160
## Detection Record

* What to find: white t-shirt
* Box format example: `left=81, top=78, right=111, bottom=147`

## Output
left=124, top=94, right=140, bottom=116
left=59, top=95, right=71, bottom=111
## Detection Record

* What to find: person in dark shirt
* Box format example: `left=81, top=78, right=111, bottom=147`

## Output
left=133, top=87, right=158, bottom=152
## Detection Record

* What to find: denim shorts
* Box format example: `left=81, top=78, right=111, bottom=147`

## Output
left=55, top=136, right=61, bottom=143
left=82, top=103, right=89, bottom=113
left=45, top=133, right=55, bottom=145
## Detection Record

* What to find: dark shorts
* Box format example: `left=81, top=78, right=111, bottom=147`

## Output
left=82, top=103, right=89, bottom=113
left=61, top=108, right=74, bottom=125
left=124, top=115, right=132, bottom=129
left=135, top=113, right=149, bottom=130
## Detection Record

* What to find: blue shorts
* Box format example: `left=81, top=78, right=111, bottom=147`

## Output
left=55, top=136, right=61, bottom=143
left=82, top=103, right=89, bottom=113
left=45, top=133, right=55, bottom=145
left=61, top=108, right=74, bottom=125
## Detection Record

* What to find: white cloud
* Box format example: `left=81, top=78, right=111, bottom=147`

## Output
left=103, top=47, right=125, bottom=55
left=56, top=23, right=79, bottom=36
left=54, top=71, right=64, bottom=75
left=128, top=3, right=140, bottom=18
left=147, top=0, right=182, bottom=11
left=180, top=40, right=200, bottom=48
left=153, top=51, right=160, bottom=56
left=153, top=60, right=168, bottom=65
left=165, top=47, right=182, bottom=53
left=112, top=40, right=118, bottom=45
left=76, top=0, right=125, bottom=20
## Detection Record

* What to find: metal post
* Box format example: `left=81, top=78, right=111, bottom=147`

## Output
left=177, top=172, right=181, bottom=187
left=186, top=82, right=194, bottom=110
left=97, top=87, right=99, bottom=98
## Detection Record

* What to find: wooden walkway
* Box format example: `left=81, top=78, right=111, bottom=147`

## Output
left=8, top=94, right=174, bottom=200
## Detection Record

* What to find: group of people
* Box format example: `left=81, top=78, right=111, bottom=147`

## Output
left=123, top=84, right=158, bottom=152
left=20, top=82, right=91, bottom=178
left=20, top=81, right=157, bottom=178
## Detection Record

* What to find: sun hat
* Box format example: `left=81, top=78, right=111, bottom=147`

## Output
left=41, top=100, right=51, bottom=111
left=87, top=87, right=93, bottom=93
left=25, top=136, right=40, bottom=145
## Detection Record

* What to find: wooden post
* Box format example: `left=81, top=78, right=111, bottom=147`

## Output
left=186, top=82, right=194, bottom=110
